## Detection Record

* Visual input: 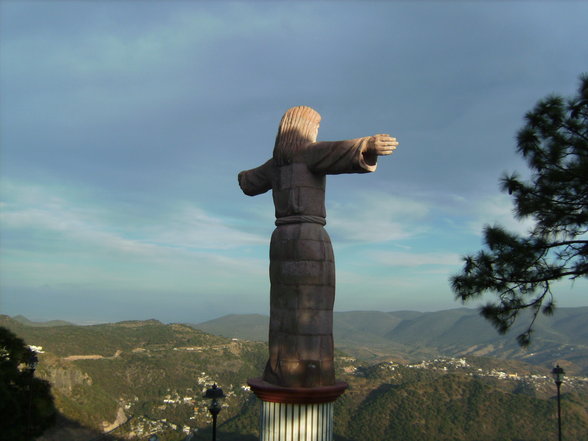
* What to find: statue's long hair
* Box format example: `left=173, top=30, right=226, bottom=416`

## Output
left=273, top=106, right=321, bottom=165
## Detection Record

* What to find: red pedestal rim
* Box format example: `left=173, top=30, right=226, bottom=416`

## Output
left=247, top=378, right=348, bottom=404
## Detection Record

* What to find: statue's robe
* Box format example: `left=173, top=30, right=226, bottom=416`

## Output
left=238, top=137, right=378, bottom=388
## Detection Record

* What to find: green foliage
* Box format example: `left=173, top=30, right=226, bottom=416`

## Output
left=0, top=317, right=267, bottom=439
left=3, top=317, right=588, bottom=440
left=0, top=326, right=57, bottom=441
left=451, top=74, right=588, bottom=346
left=342, top=375, right=560, bottom=441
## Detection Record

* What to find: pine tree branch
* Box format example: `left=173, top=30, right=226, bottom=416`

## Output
left=563, top=121, right=588, bottom=143
left=508, top=182, right=586, bottom=209
left=546, top=239, right=588, bottom=248
left=491, top=269, right=580, bottom=287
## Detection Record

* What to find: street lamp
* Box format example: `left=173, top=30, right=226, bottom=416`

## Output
left=27, top=352, right=39, bottom=435
left=204, top=384, right=225, bottom=441
left=26, top=352, right=39, bottom=376
left=551, top=364, right=565, bottom=441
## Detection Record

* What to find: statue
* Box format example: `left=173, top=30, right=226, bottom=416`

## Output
left=238, top=106, right=398, bottom=388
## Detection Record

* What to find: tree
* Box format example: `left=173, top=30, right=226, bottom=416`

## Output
left=451, top=74, right=588, bottom=346
left=0, top=326, right=56, bottom=441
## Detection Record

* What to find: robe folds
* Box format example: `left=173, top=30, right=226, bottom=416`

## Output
left=238, top=137, right=378, bottom=388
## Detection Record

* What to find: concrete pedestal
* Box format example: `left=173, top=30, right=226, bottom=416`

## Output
left=248, top=378, right=347, bottom=441
left=259, top=401, right=333, bottom=441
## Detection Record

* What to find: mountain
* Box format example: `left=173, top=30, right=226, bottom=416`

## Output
left=0, top=315, right=266, bottom=441
left=192, top=307, right=588, bottom=375
left=2, top=312, right=588, bottom=440
left=194, top=314, right=269, bottom=342
left=12, top=314, right=74, bottom=327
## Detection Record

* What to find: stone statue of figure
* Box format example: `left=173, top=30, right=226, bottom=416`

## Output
left=238, top=106, right=398, bottom=388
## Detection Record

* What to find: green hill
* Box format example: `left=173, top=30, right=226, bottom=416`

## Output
left=0, top=315, right=266, bottom=440
left=338, top=374, right=587, bottom=441
left=2, top=314, right=588, bottom=441
left=194, top=314, right=269, bottom=342
left=12, top=315, right=74, bottom=327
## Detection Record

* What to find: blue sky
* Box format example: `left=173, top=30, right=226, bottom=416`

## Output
left=1, top=1, right=587, bottom=324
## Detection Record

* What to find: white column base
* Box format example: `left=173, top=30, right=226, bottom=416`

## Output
left=259, top=401, right=333, bottom=441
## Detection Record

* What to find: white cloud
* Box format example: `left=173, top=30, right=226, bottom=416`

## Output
left=0, top=181, right=266, bottom=258
left=467, top=193, right=535, bottom=236
left=152, top=205, right=266, bottom=251
left=0, top=185, right=162, bottom=257
left=368, top=250, right=462, bottom=268
left=327, top=192, right=429, bottom=243
left=0, top=181, right=270, bottom=311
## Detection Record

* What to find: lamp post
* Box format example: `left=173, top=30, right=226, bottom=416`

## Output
left=204, top=384, right=225, bottom=441
left=27, top=352, right=39, bottom=435
left=26, top=353, right=39, bottom=375
left=551, top=364, right=565, bottom=441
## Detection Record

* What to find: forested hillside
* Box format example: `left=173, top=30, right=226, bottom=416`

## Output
left=195, top=307, right=588, bottom=375
left=2, top=314, right=588, bottom=441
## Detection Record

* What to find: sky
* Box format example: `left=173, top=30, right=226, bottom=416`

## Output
left=1, top=0, right=587, bottom=324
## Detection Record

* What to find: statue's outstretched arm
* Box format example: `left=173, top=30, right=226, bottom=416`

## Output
left=305, top=134, right=398, bottom=175
left=366, top=134, right=398, bottom=156
left=361, top=134, right=398, bottom=167
left=238, top=158, right=273, bottom=196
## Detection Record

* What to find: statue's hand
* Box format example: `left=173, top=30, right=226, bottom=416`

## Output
left=368, top=134, right=398, bottom=156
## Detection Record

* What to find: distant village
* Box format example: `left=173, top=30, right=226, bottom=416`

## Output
left=374, top=357, right=588, bottom=391
left=24, top=339, right=588, bottom=439
left=115, top=356, right=588, bottom=439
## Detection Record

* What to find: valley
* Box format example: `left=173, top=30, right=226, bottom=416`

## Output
left=2, top=308, right=588, bottom=441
